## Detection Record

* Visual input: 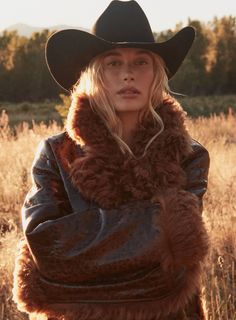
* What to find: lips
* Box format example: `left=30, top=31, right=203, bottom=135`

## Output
left=117, top=87, right=141, bottom=95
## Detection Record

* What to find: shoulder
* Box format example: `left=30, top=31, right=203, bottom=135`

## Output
left=34, top=131, right=70, bottom=160
left=46, top=131, right=72, bottom=146
left=190, top=139, right=210, bottom=163
left=182, top=138, right=210, bottom=173
left=34, top=131, right=81, bottom=162
left=37, top=131, right=81, bottom=154
left=40, top=131, right=82, bottom=172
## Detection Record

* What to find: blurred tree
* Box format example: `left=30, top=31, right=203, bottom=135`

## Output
left=169, top=20, right=211, bottom=95
left=0, top=29, right=62, bottom=102
left=0, top=30, right=19, bottom=70
left=209, top=16, right=236, bottom=94
left=153, top=28, right=175, bottom=43
left=11, top=30, right=61, bottom=101
left=0, top=31, right=24, bottom=100
left=55, top=93, right=71, bottom=125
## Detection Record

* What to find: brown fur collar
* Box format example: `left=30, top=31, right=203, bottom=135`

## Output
left=66, top=95, right=193, bottom=209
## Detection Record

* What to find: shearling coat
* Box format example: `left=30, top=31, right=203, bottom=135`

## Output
left=13, top=96, right=210, bottom=320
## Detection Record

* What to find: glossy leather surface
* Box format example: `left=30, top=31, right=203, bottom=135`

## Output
left=22, top=132, right=210, bottom=300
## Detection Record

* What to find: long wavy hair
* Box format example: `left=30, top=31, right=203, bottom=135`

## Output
left=69, top=49, right=170, bottom=158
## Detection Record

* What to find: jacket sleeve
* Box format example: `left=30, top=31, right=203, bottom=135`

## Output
left=153, top=140, right=210, bottom=274
left=181, top=140, right=210, bottom=209
left=22, top=139, right=161, bottom=285
left=22, top=139, right=72, bottom=234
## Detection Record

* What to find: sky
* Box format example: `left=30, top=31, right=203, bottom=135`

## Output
left=0, top=0, right=236, bottom=33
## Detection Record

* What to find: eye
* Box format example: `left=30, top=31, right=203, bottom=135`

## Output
left=104, top=59, right=122, bottom=67
left=137, top=60, right=148, bottom=65
left=135, top=57, right=151, bottom=66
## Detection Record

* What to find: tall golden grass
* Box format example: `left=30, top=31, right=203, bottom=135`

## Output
left=0, top=110, right=235, bottom=319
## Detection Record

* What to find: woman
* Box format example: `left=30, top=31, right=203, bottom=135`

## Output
left=13, top=1, right=210, bottom=319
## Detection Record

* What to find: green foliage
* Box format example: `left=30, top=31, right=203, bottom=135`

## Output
left=170, top=19, right=211, bottom=95
left=177, top=95, right=236, bottom=117
left=0, top=100, right=63, bottom=127
left=154, top=16, right=236, bottom=97
left=55, top=94, right=71, bottom=125
left=209, top=16, right=236, bottom=94
left=0, top=30, right=62, bottom=102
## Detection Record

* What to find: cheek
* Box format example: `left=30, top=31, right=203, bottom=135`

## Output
left=148, top=70, right=154, bottom=84
left=103, top=73, right=110, bottom=88
left=143, top=71, right=154, bottom=94
left=104, top=69, right=119, bottom=81
left=103, top=73, right=118, bottom=102
left=103, top=73, right=118, bottom=92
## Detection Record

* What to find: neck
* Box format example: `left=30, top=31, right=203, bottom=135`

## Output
left=117, top=111, right=141, bottom=146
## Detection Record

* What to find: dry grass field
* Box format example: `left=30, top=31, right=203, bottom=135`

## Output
left=0, top=109, right=235, bottom=319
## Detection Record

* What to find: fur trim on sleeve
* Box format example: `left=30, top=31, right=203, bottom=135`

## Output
left=153, top=189, right=209, bottom=272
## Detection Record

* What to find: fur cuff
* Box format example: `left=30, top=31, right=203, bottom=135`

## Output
left=153, top=189, right=209, bottom=272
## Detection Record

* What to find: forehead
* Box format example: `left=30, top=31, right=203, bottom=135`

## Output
left=103, top=47, right=153, bottom=57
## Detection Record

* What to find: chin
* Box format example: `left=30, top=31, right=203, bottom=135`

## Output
left=115, top=104, right=147, bottom=114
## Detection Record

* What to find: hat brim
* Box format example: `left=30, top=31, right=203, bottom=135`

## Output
left=45, top=26, right=195, bottom=91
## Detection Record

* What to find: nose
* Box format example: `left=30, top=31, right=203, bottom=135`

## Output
left=122, top=63, right=135, bottom=82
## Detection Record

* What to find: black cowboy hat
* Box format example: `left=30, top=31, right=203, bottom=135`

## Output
left=46, top=0, right=195, bottom=91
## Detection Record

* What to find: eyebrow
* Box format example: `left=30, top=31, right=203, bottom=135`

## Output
left=103, top=49, right=152, bottom=58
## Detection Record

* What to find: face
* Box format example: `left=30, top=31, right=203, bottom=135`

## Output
left=102, top=48, right=154, bottom=115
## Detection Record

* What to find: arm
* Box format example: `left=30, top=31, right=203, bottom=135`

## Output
left=22, top=139, right=161, bottom=285
left=181, top=139, right=210, bottom=209
left=22, top=139, right=73, bottom=234
left=153, top=140, right=210, bottom=272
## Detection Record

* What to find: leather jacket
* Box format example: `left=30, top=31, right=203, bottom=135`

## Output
left=13, top=130, right=210, bottom=319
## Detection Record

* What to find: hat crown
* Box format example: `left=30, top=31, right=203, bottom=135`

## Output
left=46, top=0, right=195, bottom=91
left=92, top=0, right=155, bottom=43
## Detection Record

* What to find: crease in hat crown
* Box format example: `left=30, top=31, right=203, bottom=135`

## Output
left=45, top=0, right=195, bottom=91
left=92, top=0, right=155, bottom=43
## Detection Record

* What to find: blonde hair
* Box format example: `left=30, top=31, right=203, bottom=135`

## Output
left=71, top=49, right=170, bottom=159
